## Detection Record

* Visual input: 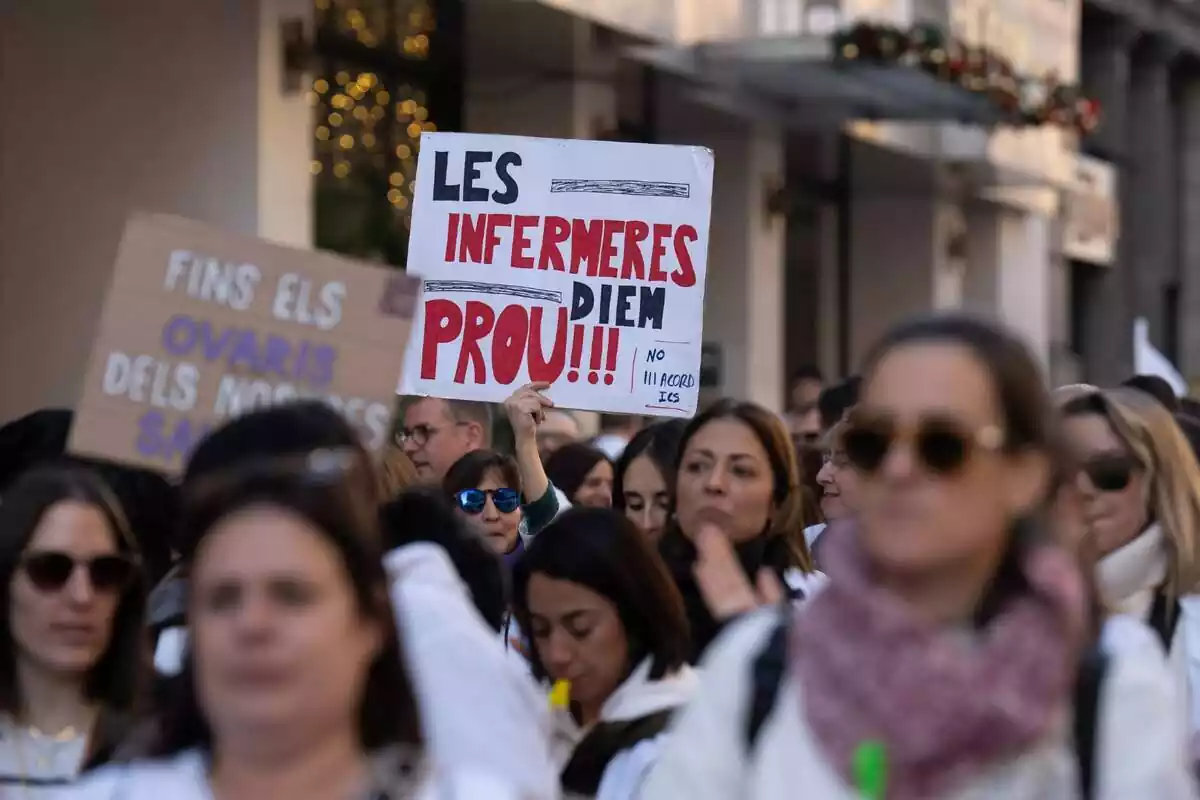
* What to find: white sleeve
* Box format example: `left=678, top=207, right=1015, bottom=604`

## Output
left=153, top=627, right=189, bottom=677
left=639, top=610, right=779, bottom=800
left=1097, top=615, right=1199, bottom=800
left=595, top=735, right=665, bottom=800
left=1177, top=596, right=1200, bottom=736
left=385, top=543, right=559, bottom=800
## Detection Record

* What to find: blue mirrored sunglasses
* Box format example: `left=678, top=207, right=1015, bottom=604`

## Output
left=455, top=487, right=521, bottom=515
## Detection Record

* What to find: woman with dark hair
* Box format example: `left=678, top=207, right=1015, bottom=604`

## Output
left=150, top=400, right=376, bottom=680
left=512, top=507, right=695, bottom=800
left=0, top=466, right=145, bottom=794
left=444, top=450, right=558, bottom=660
left=442, top=384, right=563, bottom=566
left=659, top=399, right=821, bottom=662
left=613, top=421, right=685, bottom=544
left=181, top=404, right=558, bottom=797
left=76, top=449, right=531, bottom=798
left=445, top=451, right=551, bottom=564
left=545, top=444, right=613, bottom=509
left=644, top=314, right=1195, bottom=799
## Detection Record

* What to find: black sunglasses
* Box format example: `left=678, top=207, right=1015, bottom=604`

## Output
left=455, top=488, right=521, bottom=515
left=20, top=551, right=138, bottom=593
left=1079, top=454, right=1137, bottom=493
left=842, top=413, right=1004, bottom=476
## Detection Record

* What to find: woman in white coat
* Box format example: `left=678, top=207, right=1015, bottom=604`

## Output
left=643, top=314, right=1197, bottom=800
left=511, top=506, right=697, bottom=800
left=74, top=449, right=529, bottom=799
left=1059, top=387, right=1200, bottom=744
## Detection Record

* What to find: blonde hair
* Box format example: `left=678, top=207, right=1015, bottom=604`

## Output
left=377, top=444, right=418, bottom=500
left=1074, top=387, right=1200, bottom=597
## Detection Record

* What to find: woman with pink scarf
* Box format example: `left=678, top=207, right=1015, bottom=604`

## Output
left=643, top=315, right=1197, bottom=799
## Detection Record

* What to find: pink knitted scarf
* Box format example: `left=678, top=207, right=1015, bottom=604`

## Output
left=792, top=523, right=1087, bottom=799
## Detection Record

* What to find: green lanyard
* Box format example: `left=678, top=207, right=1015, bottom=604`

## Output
left=852, top=740, right=888, bottom=800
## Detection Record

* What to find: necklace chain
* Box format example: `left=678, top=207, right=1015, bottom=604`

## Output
left=5, top=715, right=90, bottom=799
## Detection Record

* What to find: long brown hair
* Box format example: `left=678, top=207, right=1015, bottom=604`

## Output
left=0, top=466, right=147, bottom=719
left=670, top=398, right=815, bottom=573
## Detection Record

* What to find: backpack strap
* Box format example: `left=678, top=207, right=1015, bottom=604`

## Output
left=1072, top=639, right=1110, bottom=800
left=1148, top=586, right=1182, bottom=651
left=560, top=710, right=675, bottom=796
left=743, top=612, right=790, bottom=754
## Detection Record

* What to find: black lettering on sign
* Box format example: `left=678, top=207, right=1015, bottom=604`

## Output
left=569, top=281, right=666, bottom=329
left=432, top=150, right=524, bottom=204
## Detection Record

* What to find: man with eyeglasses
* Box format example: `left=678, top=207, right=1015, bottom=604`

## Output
left=398, top=397, right=493, bottom=484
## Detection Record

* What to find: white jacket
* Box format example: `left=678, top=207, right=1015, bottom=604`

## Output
left=68, top=748, right=528, bottom=799
left=552, top=658, right=698, bottom=800
left=385, top=544, right=558, bottom=799
left=642, top=608, right=1198, bottom=800
left=1096, top=523, right=1200, bottom=738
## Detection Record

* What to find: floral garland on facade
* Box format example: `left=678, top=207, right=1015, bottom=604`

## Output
left=830, top=22, right=1101, bottom=136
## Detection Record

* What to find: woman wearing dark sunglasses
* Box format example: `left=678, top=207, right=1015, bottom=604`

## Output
left=0, top=466, right=145, bottom=796
left=644, top=315, right=1195, bottom=800
left=444, top=448, right=560, bottom=662
left=1060, top=387, right=1200, bottom=742
left=445, top=452, right=537, bottom=560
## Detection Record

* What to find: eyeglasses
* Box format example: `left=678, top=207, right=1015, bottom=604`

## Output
left=454, top=488, right=521, bottom=515
left=396, top=422, right=469, bottom=449
left=842, top=412, right=1004, bottom=476
left=822, top=450, right=850, bottom=469
left=1078, top=454, right=1138, bottom=493
left=20, top=551, right=138, bottom=594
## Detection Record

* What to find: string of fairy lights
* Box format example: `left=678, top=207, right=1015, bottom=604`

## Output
left=310, top=0, right=437, bottom=231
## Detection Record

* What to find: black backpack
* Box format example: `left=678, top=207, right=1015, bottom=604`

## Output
left=1148, top=586, right=1182, bottom=652
left=742, top=614, right=1111, bottom=799
left=561, top=710, right=676, bottom=797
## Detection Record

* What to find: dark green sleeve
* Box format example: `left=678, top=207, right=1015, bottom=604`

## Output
left=521, top=484, right=561, bottom=539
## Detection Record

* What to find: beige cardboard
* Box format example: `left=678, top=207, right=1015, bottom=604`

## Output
left=68, top=213, right=418, bottom=474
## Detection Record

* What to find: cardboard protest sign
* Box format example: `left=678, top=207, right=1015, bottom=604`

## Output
left=69, top=213, right=419, bottom=473
left=400, top=132, right=713, bottom=417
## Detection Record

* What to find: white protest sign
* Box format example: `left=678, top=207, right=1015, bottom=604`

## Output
left=399, top=132, right=713, bottom=418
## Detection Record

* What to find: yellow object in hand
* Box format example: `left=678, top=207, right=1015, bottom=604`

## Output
left=549, top=679, right=571, bottom=710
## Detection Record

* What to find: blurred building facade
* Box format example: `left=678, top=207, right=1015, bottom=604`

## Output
left=0, top=0, right=1111, bottom=421
left=1067, top=0, right=1200, bottom=389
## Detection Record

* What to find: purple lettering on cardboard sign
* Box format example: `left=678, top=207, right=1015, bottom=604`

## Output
left=227, top=330, right=260, bottom=372
left=156, top=316, right=338, bottom=390
left=301, top=343, right=337, bottom=389
left=135, top=409, right=211, bottom=464
left=199, top=319, right=233, bottom=361
left=161, top=315, right=196, bottom=357
left=262, top=335, right=291, bottom=377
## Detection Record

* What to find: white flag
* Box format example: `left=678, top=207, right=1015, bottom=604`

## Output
left=1133, top=317, right=1186, bottom=396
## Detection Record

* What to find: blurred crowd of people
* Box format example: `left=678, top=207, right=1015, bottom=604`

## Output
left=3, top=313, right=1200, bottom=798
